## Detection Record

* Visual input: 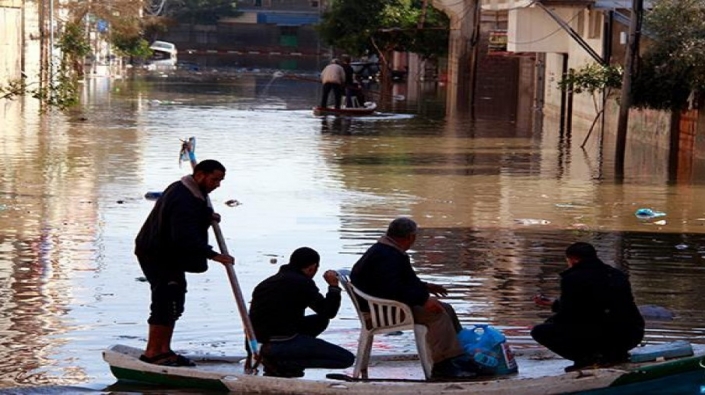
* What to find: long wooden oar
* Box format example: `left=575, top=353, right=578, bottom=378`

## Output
left=179, top=137, right=260, bottom=371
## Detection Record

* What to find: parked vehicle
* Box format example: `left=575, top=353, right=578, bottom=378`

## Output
left=146, top=41, right=177, bottom=70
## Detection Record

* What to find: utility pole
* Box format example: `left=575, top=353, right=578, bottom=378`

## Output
left=615, top=0, right=643, bottom=178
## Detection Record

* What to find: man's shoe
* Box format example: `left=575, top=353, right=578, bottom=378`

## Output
left=139, top=351, right=196, bottom=367
left=261, top=357, right=304, bottom=378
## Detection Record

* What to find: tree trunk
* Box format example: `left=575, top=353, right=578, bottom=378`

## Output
left=667, top=110, right=681, bottom=183
left=378, top=48, right=394, bottom=103
left=615, top=0, right=643, bottom=179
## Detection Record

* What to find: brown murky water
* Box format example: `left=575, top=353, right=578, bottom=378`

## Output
left=2, top=74, right=705, bottom=392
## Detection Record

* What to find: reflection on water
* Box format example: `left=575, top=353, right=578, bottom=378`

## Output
left=1, top=76, right=705, bottom=392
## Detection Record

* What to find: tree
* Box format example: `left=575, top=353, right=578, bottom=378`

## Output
left=627, top=0, right=705, bottom=179
left=318, top=0, right=448, bottom=98
left=64, top=0, right=153, bottom=67
left=559, top=63, right=622, bottom=147
left=318, top=0, right=448, bottom=57
left=632, top=0, right=705, bottom=110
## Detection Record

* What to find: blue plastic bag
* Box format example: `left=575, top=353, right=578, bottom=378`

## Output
left=457, top=324, right=518, bottom=375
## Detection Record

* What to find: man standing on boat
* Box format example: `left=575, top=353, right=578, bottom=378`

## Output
left=350, top=217, right=481, bottom=379
left=531, top=242, right=645, bottom=372
left=340, top=54, right=357, bottom=108
left=319, top=59, right=345, bottom=110
left=249, top=247, right=355, bottom=377
left=135, top=159, right=235, bottom=367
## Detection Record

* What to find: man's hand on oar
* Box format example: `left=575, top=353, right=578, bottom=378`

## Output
left=212, top=253, right=235, bottom=266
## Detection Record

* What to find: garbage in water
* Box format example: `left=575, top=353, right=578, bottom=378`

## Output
left=144, top=191, right=162, bottom=201
left=635, top=208, right=666, bottom=219
left=225, top=199, right=241, bottom=207
left=638, top=304, right=674, bottom=321
left=555, top=203, right=583, bottom=208
left=675, top=244, right=689, bottom=250
left=514, top=219, right=551, bottom=226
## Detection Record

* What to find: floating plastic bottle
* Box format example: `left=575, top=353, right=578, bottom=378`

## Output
left=635, top=208, right=666, bottom=219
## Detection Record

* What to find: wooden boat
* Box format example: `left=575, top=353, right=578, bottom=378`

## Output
left=313, top=102, right=377, bottom=116
left=103, top=343, right=705, bottom=394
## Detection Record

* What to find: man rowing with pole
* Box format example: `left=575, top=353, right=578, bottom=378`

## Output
left=135, top=159, right=235, bottom=366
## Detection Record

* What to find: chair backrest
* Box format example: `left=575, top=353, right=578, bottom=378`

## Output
left=337, top=269, right=366, bottom=326
left=337, top=269, right=414, bottom=331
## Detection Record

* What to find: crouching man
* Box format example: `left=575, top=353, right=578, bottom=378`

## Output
left=531, top=242, right=645, bottom=372
left=249, top=247, right=355, bottom=377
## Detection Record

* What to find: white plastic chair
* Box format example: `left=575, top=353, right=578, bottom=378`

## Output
left=337, top=269, right=433, bottom=379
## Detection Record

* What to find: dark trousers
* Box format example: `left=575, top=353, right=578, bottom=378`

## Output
left=345, top=86, right=355, bottom=108
left=345, top=85, right=365, bottom=108
left=321, top=83, right=342, bottom=109
left=531, top=322, right=643, bottom=363
left=263, top=314, right=355, bottom=371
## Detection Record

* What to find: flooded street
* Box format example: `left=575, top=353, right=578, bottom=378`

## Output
left=2, top=74, right=705, bottom=393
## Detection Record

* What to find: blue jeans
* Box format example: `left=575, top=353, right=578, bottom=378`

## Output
left=263, top=315, right=354, bottom=371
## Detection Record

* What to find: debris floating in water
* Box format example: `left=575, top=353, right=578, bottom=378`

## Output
left=514, top=218, right=551, bottom=226
left=144, top=191, right=163, bottom=201
left=635, top=208, right=666, bottom=219
left=225, top=199, right=241, bottom=207
left=638, top=304, right=674, bottom=321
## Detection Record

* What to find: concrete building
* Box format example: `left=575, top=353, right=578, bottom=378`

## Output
left=473, top=0, right=676, bottom=148
left=163, top=0, right=325, bottom=56
left=1, top=0, right=25, bottom=89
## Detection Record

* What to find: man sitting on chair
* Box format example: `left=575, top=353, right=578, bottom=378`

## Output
left=249, top=247, right=355, bottom=377
left=350, top=217, right=480, bottom=379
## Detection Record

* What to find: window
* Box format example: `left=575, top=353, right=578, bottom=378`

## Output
left=588, top=10, right=602, bottom=39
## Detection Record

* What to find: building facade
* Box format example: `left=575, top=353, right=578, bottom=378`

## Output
left=162, top=0, right=325, bottom=56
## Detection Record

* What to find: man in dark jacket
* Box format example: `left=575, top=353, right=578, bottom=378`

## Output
left=249, top=247, right=354, bottom=377
left=340, top=54, right=357, bottom=107
left=531, top=242, right=645, bottom=372
left=135, top=159, right=235, bottom=367
left=350, top=217, right=479, bottom=379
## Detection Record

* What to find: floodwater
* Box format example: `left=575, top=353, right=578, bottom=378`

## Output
left=2, top=73, right=705, bottom=394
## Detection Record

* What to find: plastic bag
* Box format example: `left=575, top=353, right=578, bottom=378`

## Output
left=457, top=324, right=518, bottom=375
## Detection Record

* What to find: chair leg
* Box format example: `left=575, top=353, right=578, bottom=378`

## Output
left=353, top=332, right=374, bottom=379
left=413, top=325, right=433, bottom=379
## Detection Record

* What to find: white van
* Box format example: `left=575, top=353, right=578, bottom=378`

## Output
left=147, top=41, right=177, bottom=70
